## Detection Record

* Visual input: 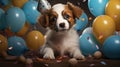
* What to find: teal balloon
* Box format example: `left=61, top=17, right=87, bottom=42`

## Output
left=22, top=1, right=40, bottom=25
left=5, top=7, right=26, bottom=32
left=79, top=33, right=100, bottom=56
left=0, top=0, right=10, bottom=6
left=0, top=8, right=7, bottom=30
left=102, top=35, right=120, bottom=59
left=7, top=36, right=28, bottom=56
left=75, top=12, right=88, bottom=31
left=88, top=0, right=109, bottom=17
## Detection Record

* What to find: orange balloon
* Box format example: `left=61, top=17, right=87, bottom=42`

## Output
left=105, top=0, right=120, bottom=31
left=26, top=30, right=44, bottom=51
left=16, top=22, right=30, bottom=36
left=5, top=28, right=14, bottom=37
left=12, top=0, right=28, bottom=8
left=0, top=34, right=8, bottom=52
left=92, top=15, right=116, bottom=44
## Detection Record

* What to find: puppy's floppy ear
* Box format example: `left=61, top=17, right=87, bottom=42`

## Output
left=38, top=13, right=49, bottom=28
left=67, top=2, right=83, bottom=19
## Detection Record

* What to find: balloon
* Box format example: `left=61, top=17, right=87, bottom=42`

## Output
left=88, top=0, right=109, bottom=17
left=22, top=1, right=40, bottom=25
left=0, top=34, right=8, bottom=52
left=0, top=0, right=10, bottom=6
left=5, top=7, right=26, bottom=33
left=16, top=22, right=30, bottom=36
left=75, top=12, right=88, bottom=31
left=92, top=15, right=116, bottom=44
left=11, top=0, right=28, bottom=8
left=105, top=0, right=120, bottom=31
left=5, top=28, right=14, bottom=37
left=26, top=30, right=44, bottom=51
left=82, top=27, right=92, bottom=34
left=79, top=33, right=100, bottom=56
left=102, top=35, right=120, bottom=59
left=7, top=36, right=28, bottom=56
left=0, top=8, right=7, bottom=30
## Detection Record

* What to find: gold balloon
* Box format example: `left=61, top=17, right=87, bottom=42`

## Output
left=92, top=15, right=116, bottom=44
left=26, top=31, right=44, bottom=51
left=16, top=22, right=30, bottom=36
left=105, top=0, right=120, bottom=31
left=0, top=34, right=8, bottom=52
left=11, top=0, right=28, bottom=8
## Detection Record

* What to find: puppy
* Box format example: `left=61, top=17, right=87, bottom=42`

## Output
left=38, top=2, right=85, bottom=59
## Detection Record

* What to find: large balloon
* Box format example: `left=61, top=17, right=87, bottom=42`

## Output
left=11, top=0, right=28, bottom=8
left=5, top=7, right=26, bottom=33
left=102, top=35, right=120, bottom=59
left=79, top=33, right=100, bottom=56
left=26, top=30, right=44, bottom=51
left=16, top=22, right=30, bottom=36
left=92, top=15, right=116, bottom=44
left=75, top=12, right=88, bottom=31
left=0, top=8, right=7, bottom=30
left=7, top=36, right=28, bottom=56
left=88, top=0, right=109, bottom=17
left=22, top=1, right=40, bottom=25
left=105, top=0, right=120, bottom=31
left=0, top=34, right=8, bottom=52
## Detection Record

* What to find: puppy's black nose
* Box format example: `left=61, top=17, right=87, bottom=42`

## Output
left=59, top=23, right=65, bottom=28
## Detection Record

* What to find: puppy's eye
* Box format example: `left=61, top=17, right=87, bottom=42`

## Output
left=64, top=14, right=70, bottom=19
left=50, top=17, right=57, bottom=22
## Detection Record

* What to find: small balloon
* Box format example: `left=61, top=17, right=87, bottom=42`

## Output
left=105, top=0, right=120, bottom=31
left=75, top=12, right=88, bottom=31
left=5, top=7, right=26, bottom=33
left=22, top=1, right=40, bottom=25
left=11, top=0, right=28, bottom=8
left=82, top=27, right=92, bottom=34
left=92, top=15, right=116, bottom=44
left=79, top=33, right=100, bottom=56
left=88, top=0, right=109, bottom=17
left=0, top=34, right=8, bottom=52
left=102, top=35, right=120, bottom=59
left=5, top=28, right=14, bottom=37
left=7, top=36, right=28, bottom=56
left=26, top=30, right=44, bottom=51
left=0, top=0, right=10, bottom=6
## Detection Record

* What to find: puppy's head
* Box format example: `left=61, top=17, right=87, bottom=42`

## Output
left=38, top=2, right=83, bottom=32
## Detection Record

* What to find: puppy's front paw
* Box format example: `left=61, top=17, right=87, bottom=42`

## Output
left=43, top=48, right=55, bottom=59
left=73, top=49, right=85, bottom=60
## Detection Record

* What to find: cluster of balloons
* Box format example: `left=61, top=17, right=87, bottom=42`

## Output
left=0, top=0, right=45, bottom=57
left=79, top=0, right=120, bottom=59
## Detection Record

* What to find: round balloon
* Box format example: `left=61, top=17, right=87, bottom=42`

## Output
left=22, top=1, right=40, bottom=25
left=92, top=15, right=116, bottom=44
left=102, top=35, right=120, bottom=59
left=26, top=30, right=44, bottom=51
left=105, top=0, right=120, bottom=31
left=0, top=34, right=8, bottom=52
left=16, top=22, right=30, bottom=36
left=0, top=0, right=10, bottom=6
left=7, top=36, right=28, bottom=56
left=11, top=0, right=28, bottom=8
left=75, top=12, right=88, bottom=31
left=79, top=33, right=100, bottom=56
left=0, top=8, right=7, bottom=30
left=5, top=7, right=26, bottom=33
left=82, top=27, right=92, bottom=34
left=88, top=0, right=109, bottom=17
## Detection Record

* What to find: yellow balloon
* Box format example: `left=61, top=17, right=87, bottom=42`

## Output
left=26, top=31, right=44, bottom=51
left=92, top=15, right=116, bottom=44
left=105, top=0, right=120, bottom=31
left=0, top=34, right=8, bottom=52
left=16, top=22, right=30, bottom=36
left=12, top=0, right=28, bottom=8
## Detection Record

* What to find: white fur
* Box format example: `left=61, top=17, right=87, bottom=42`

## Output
left=40, top=4, right=84, bottom=59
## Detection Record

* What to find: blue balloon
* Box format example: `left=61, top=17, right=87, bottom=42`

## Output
left=102, top=35, right=120, bottom=59
left=0, top=8, right=7, bottom=30
left=5, top=7, right=26, bottom=32
left=88, top=0, right=109, bottom=17
left=75, top=12, right=88, bottom=31
left=79, top=33, right=101, bottom=56
left=0, top=0, right=10, bottom=6
left=7, top=36, right=28, bottom=56
left=22, top=1, right=40, bottom=25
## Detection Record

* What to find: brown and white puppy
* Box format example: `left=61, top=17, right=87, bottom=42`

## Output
left=38, top=2, right=85, bottom=59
